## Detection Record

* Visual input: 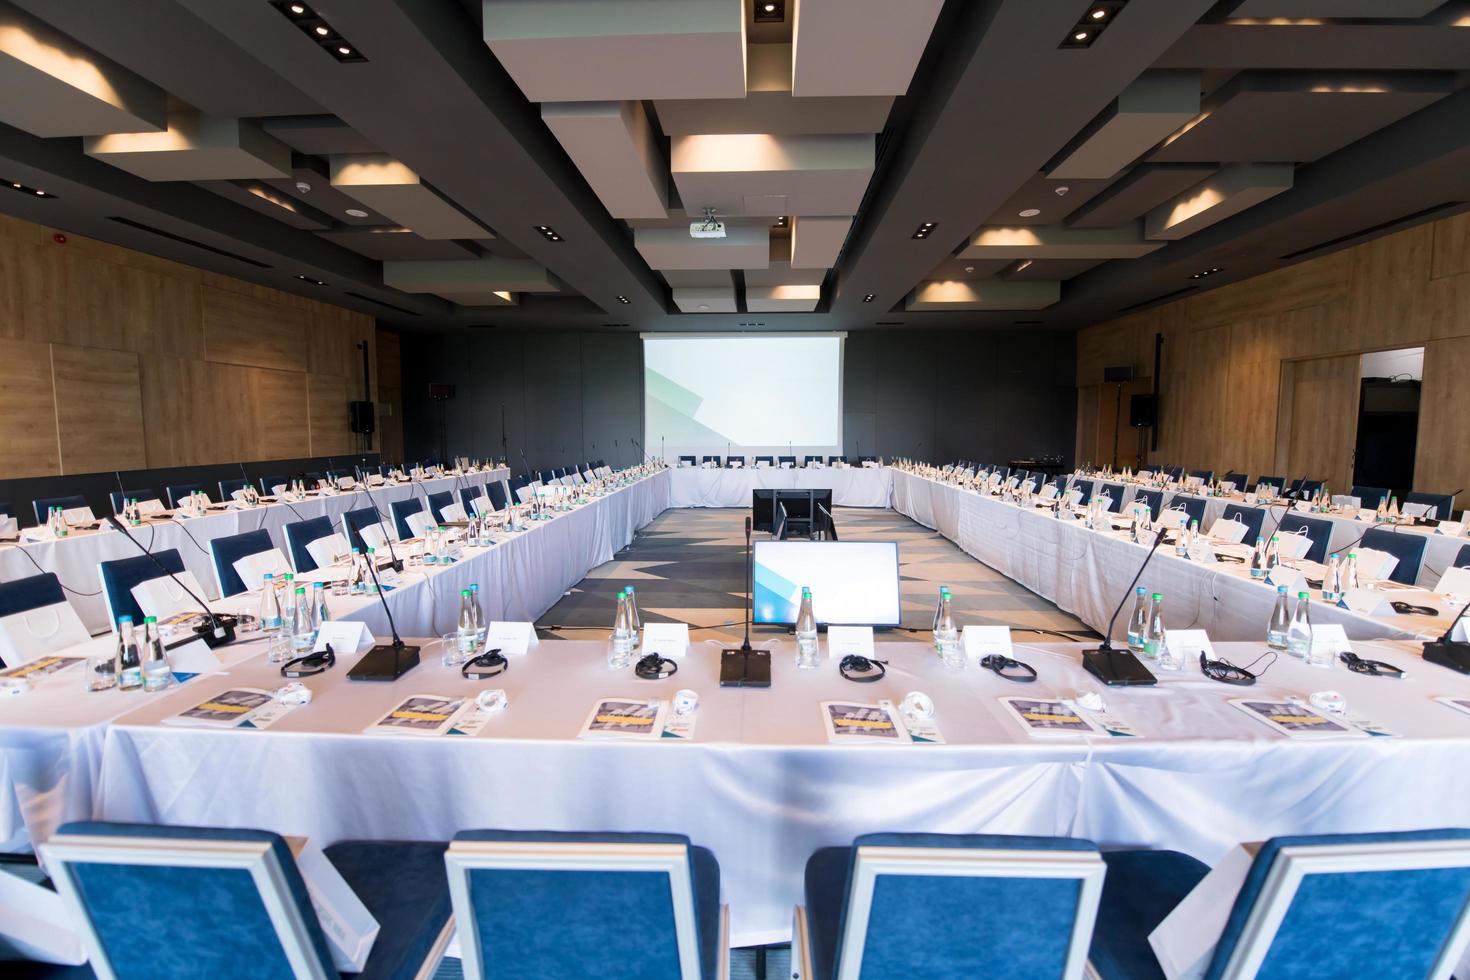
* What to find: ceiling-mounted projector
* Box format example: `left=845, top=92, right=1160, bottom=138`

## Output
left=690, top=207, right=726, bottom=239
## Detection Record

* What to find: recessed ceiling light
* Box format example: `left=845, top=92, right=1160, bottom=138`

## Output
left=314, top=24, right=329, bottom=35
left=345, top=208, right=368, bottom=218
left=337, top=45, right=351, bottom=55
left=5, top=178, right=55, bottom=200
left=1090, top=7, right=1108, bottom=19
left=863, top=293, right=876, bottom=303
left=535, top=225, right=563, bottom=242
left=288, top=2, right=307, bottom=13
left=755, top=0, right=784, bottom=22
left=617, top=295, right=629, bottom=304
left=294, top=274, right=326, bottom=286
left=964, top=266, right=975, bottom=274
left=1074, top=31, right=1088, bottom=41
left=911, top=221, right=937, bottom=240
left=1018, top=208, right=1041, bottom=218
left=698, top=303, right=710, bottom=311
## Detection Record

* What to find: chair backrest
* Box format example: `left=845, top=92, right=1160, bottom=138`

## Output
left=218, top=478, right=249, bottom=501
left=284, top=516, right=335, bottom=573
left=1255, top=475, right=1285, bottom=491
left=426, top=490, right=454, bottom=524
left=1099, top=483, right=1126, bottom=512
left=98, top=549, right=187, bottom=627
left=828, top=455, right=848, bottom=464
left=0, top=501, right=10, bottom=518
left=445, top=830, right=719, bottom=980
left=814, top=833, right=1104, bottom=980
left=1407, top=491, right=1456, bottom=521
left=778, top=455, right=797, bottom=465
left=1221, top=504, right=1266, bottom=542
left=209, top=528, right=276, bottom=598
left=42, top=821, right=338, bottom=980
left=1278, top=513, right=1333, bottom=563
left=1287, top=477, right=1321, bottom=498
left=1188, top=469, right=1214, bottom=483
left=1072, top=479, right=1094, bottom=502
left=678, top=455, right=697, bottom=465
left=701, top=455, right=719, bottom=464
left=165, top=483, right=209, bottom=508
left=342, top=506, right=383, bottom=553
left=110, top=489, right=156, bottom=514
left=726, top=456, right=745, bottom=466
left=32, top=495, right=89, bottom=525
left=1360, top=528, right=1428, bottom=585
left=1136, top=489, right=1163, bottom=520
left=1222, top=472, right=1250, bottom=491
left=1168, top=495, right=1207, bottom=527
left=754, top=455, right=775, bottom=465
left=258, top=475, right=289, bottom=495
left=389, top=498, right=424, bottom=540
left=538, top=469, right=556, bottom=484
left=805, top=455, right=822, bottom=465
left=459, top=485, right=484, bottom=512
left=0, top=572, right=66, bottom=618
left=1350, top=485, right=1392, bottom=510
left=1166, top=466, right=1184, bottom=479
left=1202, top=829, right=1470, bottom=980
left=0, top=572, right=88, bottom=667
left=488, top=481, right=510, bottom=511
left=1458, top=543, right=1470, bottom=569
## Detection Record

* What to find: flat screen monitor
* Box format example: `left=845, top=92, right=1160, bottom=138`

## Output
left=752, top=541, right=901, bottom=626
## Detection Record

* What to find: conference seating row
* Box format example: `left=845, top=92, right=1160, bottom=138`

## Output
left=12, top=822, right=1470, bottom=979
left=675, top=454, right=876, bottom=467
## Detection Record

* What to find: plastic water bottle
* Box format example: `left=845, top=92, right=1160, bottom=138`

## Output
left=1322, top=553, right=1342, bottom=603
left=141, top=617, right=171, bottom=692
left=469, top=583, right=486, bottom=644
left=281, top=573, right=296, bottom=629
left=1125, top=587, right=1148, bottom=653
left=258, top=574, right=282, bottom=634
left=1345, top=552, right=1360, bottom=592
left=1376, top=496, right=1389, bottom=521
left=610, top=589, right=635, bottom=667
left=1388, top=495, right=1400, bottom=520
left=1249, top=537, right=1266, bottom=579
left=313, top=582, right=329, bottom=631
left=1264, top=535, right=1282, bottom=579
left=457, top=589, right=478, bottom=658
left=115, top=616, right=142, bottom=691
left=626, top=586, right=642, bottom=651
left=795, top=587, right=819, bottom=668
left=1141, top=593, right=1165, bottom=661
left=347, top=548, right=364, bottom=595
left=1267, top=585, right=1290, bottom=650
left=291, top=588, right=314, bottom=653
left=1287, top=591, right=1313, bottom=659
left=932, top=586, right=950, bottom=631
left=365, top=549, right=379, bottom=592
left=934, top=591, right=962, bottom=669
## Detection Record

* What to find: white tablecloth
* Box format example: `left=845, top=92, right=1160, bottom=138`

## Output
left=667, top=466, right=892, bottom=508
left=92, top=635, right=1470, bottom=945
left=893, top=470, right=1452, bottom=644
left=0, top=469, right=509, bottom=634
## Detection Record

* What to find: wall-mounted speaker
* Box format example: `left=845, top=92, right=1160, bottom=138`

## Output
left=428, top=383, right=456, bottom=401
left=349, top=400, right=376, bottom=434
left=1129, top=393, right=1156, bottom=428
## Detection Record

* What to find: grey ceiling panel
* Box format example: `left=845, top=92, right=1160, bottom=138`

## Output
left=1067, top=164, right=1218, bottom=229
left=1002, top=258, right=1107, bottom=282
left=196, top=179, right=333, bottom=231
left=1048, top=72, right=1201, bottom=180
left=923, top=258, right=1015, bottom=281
left=261, top=116, right=382, bottom=156
left=1230, top=1, right=1448, bottom=16
left=982, top=172, right=1120, bottom=228
left=316, top=227, right=479, bottom=261
left=1156, top=22, right=1470, bottom=71
left=661, top=270, right=734, bottom=288
left=262, top=158, right=389, bottom=228
left=906, top=280, right=1060, bottom=311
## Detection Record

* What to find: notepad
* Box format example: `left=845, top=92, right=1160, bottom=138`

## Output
left=998, top=697, right=1102, bottom=738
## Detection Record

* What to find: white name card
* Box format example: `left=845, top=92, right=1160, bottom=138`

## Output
left=642, top=622, right=690, bottom=658
left=1436, top=521, right=1465, bottom=537
left=1268, top=568, right=1309, bottom=600
left=314, top=621, right=374, bottom=654
left=1165, top=628, right=1215, bottom=664
left=962, top=625, right=1013, bottom=660
left=826, top=625, right=874, bottom=659
left=485, top=621, right=538, bottom=656
left=1340, top=587, right=1394, bottom=617
left=292, top=838, right=380, bottom=972
left=1310, top=623, right=1352, bottom=660
left=1435, top=566, right=1470, bottom=597
left=166, top=637, right=223, bottom=676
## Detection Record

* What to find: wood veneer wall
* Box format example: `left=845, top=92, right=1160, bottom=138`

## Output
left=0, top=213, right=379, bottom=479
left=1075, top=210, right=1470, bottom=495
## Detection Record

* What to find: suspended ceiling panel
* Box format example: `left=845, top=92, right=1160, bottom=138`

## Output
left=196, top=180, right=331, bottom=231
left=661, top=269, right=735, bottom=288
left=744, top=260, right=824, bottom=288
left=982, top=173, right=1119, bottom=228
left=382, top=257, right=558, bottom=294
left=1067, top=164, right=1217, bottom=229
left=1145, top=162, right=1294, bottom=240
left=790, top=216, right=852, bottom=269
left=791, top=0, right=947, bottom=97
left=1149, top=71, right=1454, bottom=163
left=265, top=159, right=390, bottom=228
left=924, top=257, right=1014, bottom=281
left=634, top=223, right=771, bottom=270
left=261, top=116, right=381, bottom=156
left=433, top=290, right=519, bottom=307
left=1229, top=1, right=1448, bottom=16
left=1004, top=258, right=1107, bottom=281
left=0, top=0, right=165, bottom=137
left=541, top=101, right=668, bottom=220
left=747, top=284, right=821, bottom=312
left=1047, top=72, right=1201, bottom=180
left=654, top=44, right=893, bottom=134
left=957, top=225, right=1166, bottom=260
left=315, top=227, right=479, bottom=262
left=906, top=280, right=1061, bottom=311
left=673, top=286, right=738, bottom=313
left=670, top=133, right=873, bottom=216
left=83, top=112, right=291, bottom=181
left=330, top=154, right=489, bottom=239
left=482, top=0, right=746, bottom=102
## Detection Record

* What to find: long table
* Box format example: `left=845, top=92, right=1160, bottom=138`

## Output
left=892, top=469, right=1453, bottom=644
left=667, top=465, right=891, bottom=508
left=0, top=468, right=509, bottom=634
left=89, top=635, right=1470, bottom=945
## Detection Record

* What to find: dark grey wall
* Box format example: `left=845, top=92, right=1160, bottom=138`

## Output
left=400, top=330, right=1076, bottom=472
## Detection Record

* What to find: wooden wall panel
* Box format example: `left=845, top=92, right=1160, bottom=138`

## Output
left=375, top=328, right=404, bottom=464
left=1283, top=355, right=1360, bottom=492
left=51, top=345, right=147, bottom=474
left=307, top=373, right=351, bottom=457
left=0, top=214, right=375, bottom=475
left=1076, top=209, right=1470, bottom=495
left=0, top=338, right=60, bottom=479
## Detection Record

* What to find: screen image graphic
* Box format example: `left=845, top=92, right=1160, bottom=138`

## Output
left=752, top=541, right=901, bottom=626
left=643, top=333, right=843, bottom=457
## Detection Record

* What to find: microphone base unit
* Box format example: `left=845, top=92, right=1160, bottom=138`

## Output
left=347, top=642, right=422, bottom=681
left=1082, top=646, right=1158, bottom=686
left=1423, top=640, right=1470, bottom=675
left=194, top=619, right=237, bottom=648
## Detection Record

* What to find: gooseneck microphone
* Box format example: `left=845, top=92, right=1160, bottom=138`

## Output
left=356, top=480, right=405, bottom=573
left=740, top=516, right=753, bottom=652
left=1082, top=526, right=1166, bottom=686
left=1424, top=592, right=1470, bottom=674
left=105, top=515, right=232, bottom=645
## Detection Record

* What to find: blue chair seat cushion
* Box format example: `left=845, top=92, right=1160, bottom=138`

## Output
left=1087, top=849, right=1209, bottom=980
left=323, top=841, right=452, bottom=980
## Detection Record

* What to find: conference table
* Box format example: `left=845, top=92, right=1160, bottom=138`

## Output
left=666, top=464, right=892, bottom=508
left=892, top=469, right=1457, bottom=644
left=0, top=468, right=510, bottom=635
left=76, top=634, right=1470, bottom=945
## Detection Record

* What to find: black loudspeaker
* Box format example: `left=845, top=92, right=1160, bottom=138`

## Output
left=349, top=400, right=376, bottom=434
left=1129, top=394, right=1156, bottom=428
left=1104, top=365, right=1135, bottom=383
left=428, top=383, right=456, bottom=401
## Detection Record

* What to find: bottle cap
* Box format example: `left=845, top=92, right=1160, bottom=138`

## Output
left=1298, top=591, right=1311, bottom=599
left=1151, top=592, right=1162, bottom=600
left=295, top=587, right=305, bottom=595
left=118, top=615, right=133, bottom=624
left=144, top=616, right=156, bottom=624
left=1277, top=585, right=1287, bottom=593
left=262, top=573, right=274, bottom=581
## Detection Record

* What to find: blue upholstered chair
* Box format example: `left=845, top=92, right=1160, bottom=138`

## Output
left=859, top=455, right=878, bottom=463
left=701, top=455, right=720, bottom=465
left=32, top=496, right=90, bottom=525
left=1165, top=465, right=1184, bottom=480
left=777, top=455, right=796, bottom=467
left=1220, top=503, right=1266, bottom=543
left=258, top=474, right=289, bottom=495
left=98, top=549, right=187, bottom=628
left=726, top=456, right=745, bottom=468
left=217, top=478, right=249, bottom=501
left=0, top=572, right=66, bottom=619
left=389, top=498, right=423, bottom=540
left=285, top=516, right=337, bottom=573
left=41, top=821, right=452, bottom=980
left=1278, top=513, right=1333, bottom=563
left=1098, top=483, right=1126, bottom=513
left=1222, top=471, right=1250, bottom=491
left=679, top=455, right=698, bottom=466
left=109, top=489, right=156, bottom=515
left=1360, top=527, right=1428, bottom=585
left=1407, top=490, right=1456, bottom=521
left=164, top=483, right=209, bottom=508
left=459, top=484, right=485, bottom=514
left=1088, top=829, right=1470, bottom=980
left=1254, top=475, right=1285, bottom=492
left=425, top=490, right=454, bottom=524
left=1133, top=489, right=1164, bottom=521
left=487, top=481, right=510, bottom=512
left=0, top=501, right=11, bottom=518
left=343, top=506, right=385, bottom=553
left=827, top=455, right=848, bottom=465
left=1187, top=468, right=1214, bottom=484
left=794, top=833, right=1104, bottom=980
left=208, top=528, right=276, bottom=598
left=444, top=830, right=727, bottom=980
left=1350, top=485, right=1391, bottom=510
left=1456, top=543, right=1470, bottom=569
left=1165, top=495, right=1207, bottom=527
left=538, top=469, right=556, bottom=485
left=1072, top=479, right=1095, bottom=503
left=0, top=572, right=90, bottom=668
left=1288, top=477, right=1323, bottom=499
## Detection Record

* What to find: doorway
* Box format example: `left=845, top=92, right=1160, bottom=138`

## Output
left=1353, top=347, right=1422, bottom=495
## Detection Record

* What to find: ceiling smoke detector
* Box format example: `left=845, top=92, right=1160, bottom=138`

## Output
left=690, top=207, right=726, bottom=239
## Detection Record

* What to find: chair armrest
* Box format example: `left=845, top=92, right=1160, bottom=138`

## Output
left=791, top=905, right=813, bottom=980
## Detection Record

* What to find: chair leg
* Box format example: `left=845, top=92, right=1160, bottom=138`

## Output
left=755, top=945, right=767, bottom=980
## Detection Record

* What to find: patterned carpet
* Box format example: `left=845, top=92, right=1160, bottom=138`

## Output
left=537, top=506, right=1096, bottom=645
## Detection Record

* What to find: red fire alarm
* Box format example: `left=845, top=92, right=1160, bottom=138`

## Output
left=52, top=233, right=66, bottom=244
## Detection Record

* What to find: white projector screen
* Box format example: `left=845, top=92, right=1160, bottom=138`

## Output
left=643, top=332, right=844, bottom=460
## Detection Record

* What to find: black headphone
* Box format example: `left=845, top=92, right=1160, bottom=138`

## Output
left=980, top=654, right=1037, bottom=682
left=635, top=653, right=678, bottom=680
left=462, top=648, right=509, bottom=679
left=839, top=654, right=888, bottom=682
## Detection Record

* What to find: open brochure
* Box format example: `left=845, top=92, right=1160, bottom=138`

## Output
left=998, top=697, right=1104, bottom=738
left=163, top=688, right=274, bottom=728
left=1228, top=698, right=1364, bottom=739
left=363, top=694, right=472, bottom=736
left=821, top=701, right=909, bottom=744
left=578, top=697, right=668, bottom=741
